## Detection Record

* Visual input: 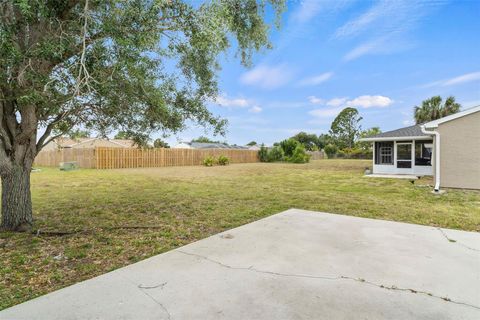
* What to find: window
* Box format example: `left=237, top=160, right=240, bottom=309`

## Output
left=375, top=142, right=393, bottom=165
left=415, top=141, right=433, bottom=166
left=380, top=147, right=393, bottom=164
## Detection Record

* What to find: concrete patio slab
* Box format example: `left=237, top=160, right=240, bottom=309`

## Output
left=1, top=209, right=479, bottom=320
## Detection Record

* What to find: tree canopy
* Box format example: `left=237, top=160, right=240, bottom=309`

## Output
left=66, top=129, right=91, bottom=139
left=329, top=107, right=363, bottom=149
left=0, top=0, right=285, bottom=231
left=356, top=126, right=381, bottom=151
left=290, top=132, right=319, bottom=151
left=114, top=131, right=150, bottom=148
left=191, top=136, right=222, bottom=144
left=414, top=96, right=461, bottom=124
left=153, top=138, right=169, bottom=148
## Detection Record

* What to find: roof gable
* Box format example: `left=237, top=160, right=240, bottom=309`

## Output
left=424, top=105, right=480, bottom=128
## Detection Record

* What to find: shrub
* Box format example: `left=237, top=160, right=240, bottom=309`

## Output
left=203, top=156, right=216, bottom=166
left=267, top=146, right=284, bottom=162
left=258, top=145, right=269, bottom=162
left=287, top=144, right=310, bottom=163
left=217, top=155, right=229, bottom=165
left=279, top=138, right=299, bottom=157
left=336, top=149, right=346, bottom=158
left=324, top=144, right=338, bottom=159
left=341, top=148, right=372, bottom=159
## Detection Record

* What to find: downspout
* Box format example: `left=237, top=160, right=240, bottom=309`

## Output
left=421, top=125, right=440, bottom=192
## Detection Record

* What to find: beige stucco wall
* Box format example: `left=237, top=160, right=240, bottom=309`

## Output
left=41, top=141, right=59, bottom=151
left=436, top=111, right=480, bottom=189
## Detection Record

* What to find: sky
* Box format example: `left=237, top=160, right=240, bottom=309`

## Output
left=162, top=0, right=480, bottom=147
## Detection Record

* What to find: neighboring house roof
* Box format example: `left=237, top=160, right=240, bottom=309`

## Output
left=360, top=125, right=431, bottom=141
left=172, top=142, right=192, bottom=149
left=424, top=105, right=480, bottom=129
left=54, top=137, right=93, bottom=148
left=51, top=137, right=135, bottom=148
left=108, top=139, right=136, bottom=148
left=190, top=142, right=233, bottom=149
left=174, top=141, right=249, bottom=149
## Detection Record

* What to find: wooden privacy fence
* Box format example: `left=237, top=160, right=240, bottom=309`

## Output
left=34, top=148, right=96, bottom=168
left=95, top=147, right=259, bottom=169
left=307, top=151, right=325, bottom=160
left=34, top=147, right=260, bottom=169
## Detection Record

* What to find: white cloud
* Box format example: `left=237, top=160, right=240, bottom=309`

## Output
left=402, top=119, right=414, bottom=126
left=215, top=95, right=249, bottom=108
left=214, top=94, right=264, bottom=114
left=337, top=0, right=445, bottom=61
left=240, top=64, right=293, bottom=89
left=248, top=105, right=262, bottom=113
left=326, top=97, right=349, bottom=107
left=307, top=95, right=393, bottom=123
left=343, top=39, right=381, bottom=61
left=444, top=72, right=480, bottom=86
left=299, top=72, right=333, bottom=86
left=423, top=71, right=480, bottom=88
left=291, top=0, right=324, bottom=24
left=307, top=95, right=392, bottom=109
left=343, top=32, right=413, bottom=61
left=334, top=1, right=402, bottom=39
left=346, top=95, right=393, bottom=108
left=308, top=96, right=324, bottom=105
left=308, top=107, right=343, bottom=119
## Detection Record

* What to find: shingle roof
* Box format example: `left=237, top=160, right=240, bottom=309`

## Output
left=187, top=142, right=248, bottom=149
left=54, top=137, right=135, bottom=148
left=366, top=125, right=429, bottom=139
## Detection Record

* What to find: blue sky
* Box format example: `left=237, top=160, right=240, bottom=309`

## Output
left=164, top=0, right=480, bottom=146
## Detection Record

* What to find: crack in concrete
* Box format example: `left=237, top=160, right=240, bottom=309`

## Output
left=121, top=275, right=172, bottom=319
left=139, top=288, right=172, bottom=320
left=138, top=282, right=167, bottom=290
left=437, top=228, right=480, bottom=252
left=177, top=250, right=480, bottom=311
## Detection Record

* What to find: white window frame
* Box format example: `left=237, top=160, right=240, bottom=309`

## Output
left=379, top=146, right=393, bottom=165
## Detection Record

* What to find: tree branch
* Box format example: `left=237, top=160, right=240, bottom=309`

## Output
left=57, top=0, right=83, bottom=20
left=36, top=111, right=72, bottom=152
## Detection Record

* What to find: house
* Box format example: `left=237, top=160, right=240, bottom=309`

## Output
left=360, top=105, right=480, bottom=190
left=42, top=137, right=136, bottom=151
left=173, top=142, right=248, bottom=149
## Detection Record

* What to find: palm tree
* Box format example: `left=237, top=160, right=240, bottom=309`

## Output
left=414, top=96, right=461, bottom=124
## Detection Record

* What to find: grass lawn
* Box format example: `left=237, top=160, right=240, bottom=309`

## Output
left=1, top=159, right=479, bottom=309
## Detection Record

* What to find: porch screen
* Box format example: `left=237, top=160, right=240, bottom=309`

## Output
left=415, top=141, right=433, bottom=166
left=375, top=142, right=393, bottom=165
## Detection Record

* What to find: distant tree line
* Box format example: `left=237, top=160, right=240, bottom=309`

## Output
left=286, top=95, right=461, bottom=159
left=260, top=107, right=378, bottom=160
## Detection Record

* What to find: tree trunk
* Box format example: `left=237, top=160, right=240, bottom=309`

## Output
left=1, top=165, right=33, bottom=232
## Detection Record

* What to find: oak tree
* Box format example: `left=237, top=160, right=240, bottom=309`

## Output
left=0, top=0, right=284, bottom=231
